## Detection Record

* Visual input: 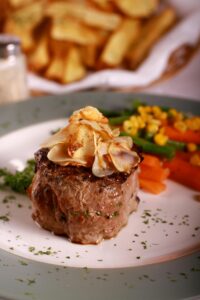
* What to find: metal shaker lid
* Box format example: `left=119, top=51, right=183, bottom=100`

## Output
left=0, top=34, right=21, bottom=58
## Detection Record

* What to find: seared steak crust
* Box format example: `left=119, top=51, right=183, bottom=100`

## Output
left=29, top=148, right=139, bottom=244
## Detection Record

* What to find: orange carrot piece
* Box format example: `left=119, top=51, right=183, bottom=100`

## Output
left=163, top=126, right=200, bottom=144
left=139, top=164, right=170, bottom=182
left=139, top=178, right=166, bottom=194
left=164, top=157, right=200, bottom=191
left=142, top=154, right=161, bottom=168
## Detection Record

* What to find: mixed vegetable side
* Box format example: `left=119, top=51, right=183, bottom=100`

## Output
left=103, top=100, right=200, bottom=194
left=0, top=100, right=200, bottom=195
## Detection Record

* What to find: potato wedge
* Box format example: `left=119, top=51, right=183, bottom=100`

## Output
left=49, top=39, right=70, bottom=57
left=62, top=46, right=86, bottom=83
left=8, top=0, right=34, bottom=9
left=46, top=43, right=86, bottom=83
left=4, top=19, right=35, bottom=51
left=8, top=1, right=44, bottom=31
left=46, top=2, right=122, bottom=30
left=89, top=0, right=114, bottom=12
left=114, top=0, right=159, bottom=17
left=3, top=1, right=45, bottom=52
left=45, top=54, right=64, bottom=82
left=126, top=8, right=176, bottom=69
left=51, top=18, right=99, bottom=46
left=0, top=1, right=10, bottom=31
left=81, top=29, right=109, bottom=69
left=100, top=18, right=141, bottom=67
left=29, top=36, right=50, bottom=72
left=81, top=45, right=99, bottom=69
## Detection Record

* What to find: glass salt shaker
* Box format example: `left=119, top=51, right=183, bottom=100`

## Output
left=0, top=34, right=29, bottom=104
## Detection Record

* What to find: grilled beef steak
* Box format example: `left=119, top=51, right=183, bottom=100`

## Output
left=29, top=148, right=140, bottom=244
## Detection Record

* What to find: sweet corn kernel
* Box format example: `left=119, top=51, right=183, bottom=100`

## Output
left=146, top=123, right=159, bottom=134
left=187, top=143, right=197, bottom=152
left=168, top=108, right=178, bottom=118
left=137, top=106, right=146, bottom=115
left=154, top=133, right=168, bottom=146
left=159, top=127, right=165, bottom=134
left=136, top=116, right=146, bottom=129
left=130, top=116, right=139, bottom=127
left=152, top=106, right=162, bottom=116
left=159, top=112, right=168, bottom=120
left=144, top=106, right=152, bottom=113
left=123, top=120, right=138, bottom=136
left=146, top=114, right=153, bottom=122
left=190, top=154, right=200, bottom=166
left=185, top=117, right=200, bottom=131
left=149, top=118, right=161, bottom=126
left=130, top=127, right=138, bottom=136
left=174, top=121, right=187, bottom=132
left=123, top=120, right=132, bottom=132
left=175, top=112, right=184, bottom=121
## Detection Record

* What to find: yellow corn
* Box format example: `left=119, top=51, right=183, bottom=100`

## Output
left=190, top=154, right=200, bottom=166
left=123, top=120, right=132, bottom=132
left=185, top=117, right=200, bottom=131
left=175, top=112, right=184, bottom=121
left=187, top=143, right=197, bottom=152
left=159, top=127, right=165, bottom=134
left=146, top=123, right=159, bottom=134
left=174, top=121, right=187, bottom=132
left=144, top=106, right=152, bottom=113
left=123, top=120, right=138, bottom=136
left=136, top=116, right=146, bottom=129
left=130, top=116, right=139, bottom=127
left=169, top=108, right=178, bottom=118
left=159, top=112, right=168, bottom=120
left=154, top=133, right=168, bottom=146
left=137, top=106, right=146, bottom=115
left=152, top=106, right=162, bottom=117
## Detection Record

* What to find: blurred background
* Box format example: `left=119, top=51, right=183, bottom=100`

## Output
left=0, top=0, right=200, bottom=103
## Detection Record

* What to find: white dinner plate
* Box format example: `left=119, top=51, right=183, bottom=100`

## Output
left=0, top=92, right=199, bottom=300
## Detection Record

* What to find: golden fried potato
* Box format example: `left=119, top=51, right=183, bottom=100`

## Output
left=45, top=2, right=122, bottom=30
left=51, top=18, right=100, bottom=45
left=0, top=1, right=10, bottom=32
left=126, top=8, right=176, bottom=69
left=114, top=0, right=159, bottom=17
left=29, top=36, right=50, bottom=72
left=62, top=46, right=86, bottom=83
left=81, top=29, right=109, bottom=69
left=4, top=1, right=45, bottom=52
left=99, top=18, right=141, bottom=67
left=7, top=1, right=44, bottom=31
left=45, top=54, right=64, bottom=82
left=4, top=19, right=35, bottom=51
left=45, top=44, right=86, bottom=83
left=48, top=39, right=70, bottom=57
left=81, top=45, right=99, bottom=69
left=1, top=0, right=178, bottom=85
left=89, top=0, right=114, bottom=11
left=8, top=0, right=35, bottom=8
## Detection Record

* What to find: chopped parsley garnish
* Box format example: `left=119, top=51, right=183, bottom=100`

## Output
left=0, top=159, right=35, bottom=193
left=0, top=214, right=10, bottom=222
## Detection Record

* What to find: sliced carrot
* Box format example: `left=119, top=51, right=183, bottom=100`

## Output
left=139, top=164, right=170, bottom=182
left=163, top=126, right=200, bottom=144
left=142, top=154, right=161, bottom=168
left=164, top=157, right=200, bottom=191
left=139, top=178, right=166, bottom=194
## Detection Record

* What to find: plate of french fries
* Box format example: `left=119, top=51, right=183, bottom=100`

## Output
left=0, top=0, right=200, bottom=93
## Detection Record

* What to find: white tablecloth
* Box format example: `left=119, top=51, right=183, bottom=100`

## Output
left=143, top=50, right=200, bottom=101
